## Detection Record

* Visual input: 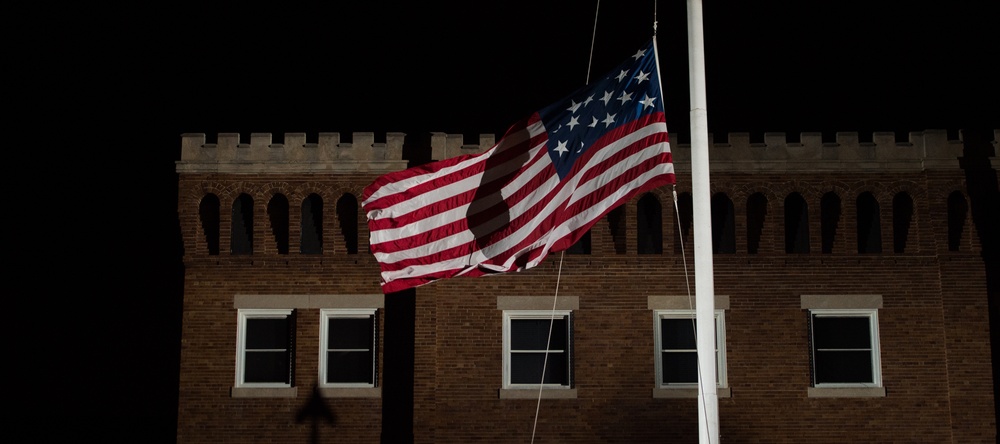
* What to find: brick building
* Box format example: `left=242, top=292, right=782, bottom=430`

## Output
left=175, top=128, right=997, bottom=443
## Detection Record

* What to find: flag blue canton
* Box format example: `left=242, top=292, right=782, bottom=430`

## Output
left=538, top=40, right=662, bottom=179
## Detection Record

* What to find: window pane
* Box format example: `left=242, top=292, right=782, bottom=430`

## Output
left=244, top=351, right=290, bottom=383
left=326, top=350, right=374, bottom=383
left=511, top=318, right=567, bottom=350
left=246, top=318, right=289, bottom=349
left=815, top=350, right=873, bottom=383
left=661, top=318, right=696, bottom=349
left=511, top=352, right=567, bottom=384
left=813, top=317, right=870, bottom=349
left=662, top=351, right=698, bottom=383
left=328, top=316, right=373, bottom=349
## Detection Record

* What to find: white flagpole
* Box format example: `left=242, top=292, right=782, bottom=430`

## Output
left=686, top=0, right=720, bottom=442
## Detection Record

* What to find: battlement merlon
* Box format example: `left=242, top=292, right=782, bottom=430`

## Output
left=176, top=132, right=409, bottom=174
left=176, top=129, right=995, bottom=174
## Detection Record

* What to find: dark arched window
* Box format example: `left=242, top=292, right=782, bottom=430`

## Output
left=199, top=193, right=220, bottom=255
left=337, top=194, right=359, bottom=254
left=638, top=193, right=663, bottom=254
left=673, top=192, right=693, bottom=254
left=856, top=192, right=881, bottom=253
left=892, top=192, right=913, bottom=253
left=301, top=194, right=323, bottom=254
left=711, top=193, right=735, bottom=254
left=268, top=194, right=289, bottom=255
left=746, top=193, right=767, bottom=254
left=784, top=193, right=810, bottom=254
left=567, top=229, right=592, bottom=254
left=820, top=192, right=841, bottom=254
left=231, top=193, right=254, bottom=255
left=608, top=205, right=626, bottom=254
left=947, top=191, right=968, bottom=252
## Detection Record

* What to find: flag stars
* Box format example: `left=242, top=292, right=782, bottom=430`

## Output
left=632, top=48, right=646, bottom=60
left=635, top=70, right=650, bottom=83
left=588, top=116, right=598, bottom=128
left=618, top=91, right=633, bottom=104
left=582, top=95, right=594, bottom=106
left=567, top=116, right=580, bottom=130
left=602, top=112, right=616, bottom=127
left=616, top=70, right=628, bottom=82
left=601, top=90, right=613, bottom=105
left=567, top=99, right=582, bottom=114
left=640, top=94, right=657, bottom=109
left=554, top=140, right=570, bottom=156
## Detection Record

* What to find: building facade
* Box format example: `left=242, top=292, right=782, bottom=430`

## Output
left=175, top=129, right=997, bottom=443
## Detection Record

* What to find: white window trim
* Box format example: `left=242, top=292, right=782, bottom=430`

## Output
left=235, top=308, right=294, bottom=388
left=502, top=310, right=573, bottom=390
left=653, top=309, right=728, bottom=390
left=319, top=308, right=378, bottom=389
left=809, top=308, right=882, bottom=389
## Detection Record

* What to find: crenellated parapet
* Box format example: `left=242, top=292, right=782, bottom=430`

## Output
left=177, top=129, right=995, bottom=174
left=176, top=132, right=409, bottom=173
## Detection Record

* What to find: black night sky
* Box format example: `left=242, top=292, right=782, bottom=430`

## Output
left=21, top=1, right=998, bottom=442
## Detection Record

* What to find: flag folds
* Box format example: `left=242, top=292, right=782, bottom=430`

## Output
left=363, top=39, right=675, bottom=293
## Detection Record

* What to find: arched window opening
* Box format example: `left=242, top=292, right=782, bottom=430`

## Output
left=638, top=193, right=663, bottom=254
left=784, top=193, right=810, bottom=254
left=856, top=192, right=882, bottom=254
left=673, top=192, right=693, bottom=254
left=567, top=229, right=592, bottom=254
left=301, top=194, right=324, bottom=254
left=892, top=192, right=913, bottom=253
left=820, top=192, right=841, bottom=254
left=608, top=206, right=626, bottom=254
left=337, top=194, right=359, bottom=254
left=947, top=191, right=968, bottom=252
left=711, top=193, right=735, bottom=254
left=199, top=193, right=220, bottom=255
left=231, top=193, right=254, bottom=255
left=746, top=193, right=767, bottom=254
left=268, top=194, right=289, bottom=255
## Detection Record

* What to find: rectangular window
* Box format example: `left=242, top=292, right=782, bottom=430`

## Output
left=320, top=309, right=378, bottom=387
left=809, top=309, right=881, bottom=387
left=654, top=310, right=727, bottom=388
left=236, top=309, right=294, bottom=388
left=503, top=310, right=572, bottom=388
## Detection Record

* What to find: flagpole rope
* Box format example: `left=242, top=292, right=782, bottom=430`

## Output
left=531, top=2, right=601, bottom=442
left=672, top=186, right=713, bottom=444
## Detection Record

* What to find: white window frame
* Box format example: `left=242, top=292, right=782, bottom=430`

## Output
left=809, top=308, right=882, bottom=388
left=235, top=308, right=294, bottom=388
left=319, top=308, right=378, bottom=388
left=653, top=309, right=727, bottom=389
left=502, top=310, right=573, bottom=390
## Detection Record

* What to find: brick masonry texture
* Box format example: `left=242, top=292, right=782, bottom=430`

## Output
left=175, top=130, right=997, bottom=443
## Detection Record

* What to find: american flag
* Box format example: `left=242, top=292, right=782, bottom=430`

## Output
left=363, top=39, right=675, bottom=293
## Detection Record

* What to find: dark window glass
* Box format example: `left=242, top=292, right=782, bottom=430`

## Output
left=325, top=315, right=376, bottom=384
left=812, top=316, right=874, bottom=384
left=510, top=317, right=569, bottom=385
left=660, top=318, right=698, bottom=383
left=244, top=316, right=291, bottom=384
